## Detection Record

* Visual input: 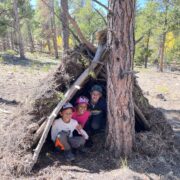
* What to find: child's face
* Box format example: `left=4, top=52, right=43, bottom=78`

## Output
left=60, top=108, right=73, bottom=123
left=77, top=103, right=88, bottom=115
left=91, top=91, right=102, bottom=104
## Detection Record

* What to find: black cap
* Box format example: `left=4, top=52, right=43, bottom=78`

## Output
left=91, top=85, right=103, bottom=93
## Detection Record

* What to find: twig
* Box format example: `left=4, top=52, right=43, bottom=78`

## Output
left=92, top=0, right=112, bottom=13
left=94, top=8, right=107, bottom=25
left=135, top=35, right=144, bottom=44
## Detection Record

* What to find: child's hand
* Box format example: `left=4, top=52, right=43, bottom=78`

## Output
left=76, top=124, right=82, bottom=131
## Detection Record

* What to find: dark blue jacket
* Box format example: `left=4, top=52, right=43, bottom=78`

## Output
left=89, top=98, right=107, bottom=117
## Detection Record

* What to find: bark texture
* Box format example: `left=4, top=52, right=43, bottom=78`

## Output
left=106, top=0, right=135, bottom=157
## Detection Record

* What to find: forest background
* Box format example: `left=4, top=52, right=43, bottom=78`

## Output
left=0, top=0, right=179, bottom=71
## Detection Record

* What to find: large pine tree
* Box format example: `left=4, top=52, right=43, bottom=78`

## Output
left=106, top=0, right=135, bottom=157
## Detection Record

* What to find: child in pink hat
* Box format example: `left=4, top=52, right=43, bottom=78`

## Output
left=72, top=96, right=91, bottom=128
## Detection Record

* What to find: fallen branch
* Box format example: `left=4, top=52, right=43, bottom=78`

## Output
left=66, top=12, right=96, bottom=53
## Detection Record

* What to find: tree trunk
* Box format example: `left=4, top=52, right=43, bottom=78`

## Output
left=10, top=28, right=15, bottom=50
left=144, top=30, right=151, bottom=68
left=6, top=32, right=11, bottom=50
left=13, top=0, right=25, bottom=59
left=50, top=0, right=59, bottom=59
left=60, top=0, right=69, bottom=56
left=27, top=22, right=35, bottom=53
left=47, top=39, right=51, bottom=54
left=106, top=0, right=135, bottom=157
left=159, top=32, right=166, bottom=72
left=159, top=3, right=168, bottom=72
left=2, top=38, right=7, bottom=51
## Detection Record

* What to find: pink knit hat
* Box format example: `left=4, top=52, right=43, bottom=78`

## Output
left=76, top=96, right=89, bottom=105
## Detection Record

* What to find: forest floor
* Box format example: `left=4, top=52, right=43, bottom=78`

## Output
left=0, top=53, right=180, bottom=180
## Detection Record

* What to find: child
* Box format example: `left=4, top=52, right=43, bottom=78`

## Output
left=72, top=96, right=91, bottom=128
left=72, top=96, right=95, bottom=147
left=51, top=102, right=88, bottom=162
left=89, top=85, right=107, bottom=133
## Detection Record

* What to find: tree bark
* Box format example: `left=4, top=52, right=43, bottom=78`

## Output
left=50, top=0, right=58, bottom=59
left=13, top=0, right=25, bottom=59
left=60, top=0, right=69, bottom=56
left=106, top=0, right=135, bottom=157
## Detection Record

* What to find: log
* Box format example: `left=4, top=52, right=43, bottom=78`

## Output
left=28, top=44, right=107, bottom=171
left=134, top=103, right=150, bottom=130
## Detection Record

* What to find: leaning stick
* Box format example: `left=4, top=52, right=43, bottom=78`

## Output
left=32, top=120, right=47, bottom=147
left=29, top=44, right=107, bottom=171
left=134, top=103, right=150, bottom=130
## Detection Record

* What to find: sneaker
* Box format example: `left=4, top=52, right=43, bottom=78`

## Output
left=63, top=150, right=75, bottom=162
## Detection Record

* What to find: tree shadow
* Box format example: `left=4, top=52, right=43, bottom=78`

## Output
left=0, top=97, right=19, bottom=105
left=1, top=54, right=58, bottom=68
left=159, top=108, right=180, bottom=131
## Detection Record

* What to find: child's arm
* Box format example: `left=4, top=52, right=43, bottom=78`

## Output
left=75, top=124, right=89, bottom=140
left=79, top=129, right=89, bottom=140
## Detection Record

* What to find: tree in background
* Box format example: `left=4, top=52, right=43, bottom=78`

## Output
left=60, top=0, right=69, bottom=56
left=35, top=0, right=52, bottom=54
left=135, top=1, right=158, bottom=68
left=21, top=0, right=35, bottom=53
left=70, top=0, right=106, bottom=43
left=50, top=0, right=58, bottom=58
left=135, top=0, right=180, bottom=70
left=0, top=0, right=179, bottom=68
left=13, top=0, right=25, bottom=59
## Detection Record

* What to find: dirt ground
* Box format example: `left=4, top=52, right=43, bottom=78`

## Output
left=0, top=54, right=180, bottom=180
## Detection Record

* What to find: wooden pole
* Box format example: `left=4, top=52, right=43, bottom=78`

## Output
left=28, top=44, right=106, bottom=171
left=134, top=103, right=150, bottom=130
